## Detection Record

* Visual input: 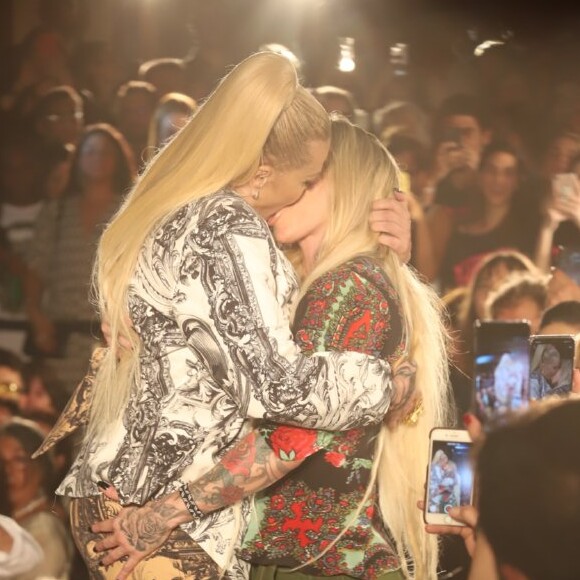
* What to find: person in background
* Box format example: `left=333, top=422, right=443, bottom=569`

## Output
left=0, top=349, right=25, bottom=425
left=427, top=399, right=580, bottom=580
left=71, top=41, right=125, bottom=124
left=145, top=92, right=197, bottom=161
left=24, top=123, right=136, bottom=393
left=538, top=300, right=580, bottom=336
left=535, top=172, right=580, bottom=273
left=311, top=85, right=358, bottom=122
left=438, top=141, right=538, bottom=290
left=427, top=94, right=493, bottom=274
left=113, top=80, right=157, bottom=168
left=138, top=58, right=188, bottom=98
left=0, top=418, right=73, bottom=580
left=529, top=344, right=564, bottom=399
left=0, top=514, right=44, bottom=578
left=445, top=251, right=539, bottom=429
left=33, top=86, right=84, bottom=149
left=484, top=273, right=548, bottom=333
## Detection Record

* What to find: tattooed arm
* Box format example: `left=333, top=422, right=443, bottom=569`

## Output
left=92, top=430, right=304, bottom=579
left=91, top=357, right=417, bottom=577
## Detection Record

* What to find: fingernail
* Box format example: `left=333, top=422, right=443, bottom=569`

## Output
left=97, top=480, right=111, bottom=490
left=462, top=413, right=472, bottom=427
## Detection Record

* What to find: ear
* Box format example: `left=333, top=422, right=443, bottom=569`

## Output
left=253, top=163, right=274, bottom=186
left=498, top=563, right=529, bottom=580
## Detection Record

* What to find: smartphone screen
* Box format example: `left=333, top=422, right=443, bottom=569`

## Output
left=530, top=334, right=575, bottom=398
left=474, top=320, right=531, bottom=424
left=553, top=246, right=580, bottom=285
left=425, top=429, right=473, bottom=526
left=552, top=173, right=577, bottom=199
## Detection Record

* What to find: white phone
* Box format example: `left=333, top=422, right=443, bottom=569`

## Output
left=424, top=428, right=474, bottom=526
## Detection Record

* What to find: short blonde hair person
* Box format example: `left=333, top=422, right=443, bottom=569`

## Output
left=290, top=116, right=452, bottom=579
left=90, top=52, right=331, bottom=434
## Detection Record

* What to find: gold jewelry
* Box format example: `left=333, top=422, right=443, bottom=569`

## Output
left=403, top=399, right=424, bottom=426
left=252, top=188, right=261, bottom=200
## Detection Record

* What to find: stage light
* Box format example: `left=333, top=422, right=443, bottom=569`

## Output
left=474, top=39, right=504, bottom=57
left=337, top=37, right=356, bottom=72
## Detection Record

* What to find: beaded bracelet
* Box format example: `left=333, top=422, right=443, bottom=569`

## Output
left=179, top=483, right=204, bottom=520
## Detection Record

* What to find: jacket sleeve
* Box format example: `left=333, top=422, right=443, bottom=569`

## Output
left=172, top=202, right=393, bottom=431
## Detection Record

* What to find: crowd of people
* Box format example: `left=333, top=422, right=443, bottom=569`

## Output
left=1, top=1, right=580, bottom=579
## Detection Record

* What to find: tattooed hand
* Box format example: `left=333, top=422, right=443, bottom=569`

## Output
left=385, top=360, right=420, bottom=428
left=92, top=497, right=187, bottom=580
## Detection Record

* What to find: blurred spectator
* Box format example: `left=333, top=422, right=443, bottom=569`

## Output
left=547, top=266, right=580, bottom=308
left=311, top=85, right=358, bottom=122
left=373, top=100, right=432, bottom=148
left=0, top=129, right=46, bottom=255
left=19, top=361, right=68, bottom=419
left=437, top=141, right=539, bottom=290
left=387, top=133, right=433, bottom=209
left=485, top=273, right=548, bottom=333
left=476, top=400, right=580, bottom=580
left=0, top=418, right=73, bottom=579
left=539, top=300, right=580, bottom=335
left=1, top=0, right=76, bottom=113
left=455, top=250, right=538, bottom=376
left=33, top=86, right=84, bottom=149
left=24, top=124, right=136, bottom=393
left=114, top=80, right=157, bottom=168
left=0, top=514, right=44, bottom=578
left=145, top=92, right=196, bottom=161
left=71, top=41, right=125, bottom=124
left=539, top=130, right=580, bottom=179
left=42, top=143, right=75, bottom=201
left=427, top=94, right=493, bottom=274
left=138, top=57, right=187, bottom=98
left=535, top=173, right=580, bottom=273
left=0, top=349, right=24, bottom=425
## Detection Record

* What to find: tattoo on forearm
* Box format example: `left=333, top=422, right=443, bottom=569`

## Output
left=187, top=430, right=300, bottom=514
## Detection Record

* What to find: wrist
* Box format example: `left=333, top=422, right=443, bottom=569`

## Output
left=161, top=491, right=195, bottom=528
left=177, top=484, right=206, bottom=524
left=541, top=216, right=558, bottom=233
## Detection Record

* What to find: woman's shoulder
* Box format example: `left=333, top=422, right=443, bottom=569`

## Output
left=310, top=257, right=398, bottom=302
left=183, top=189, right=270, bottom=237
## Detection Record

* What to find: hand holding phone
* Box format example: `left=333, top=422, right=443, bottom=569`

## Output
left=424, top=428, right=474, bottom=526
left=548, top=174, right=580, bottom=227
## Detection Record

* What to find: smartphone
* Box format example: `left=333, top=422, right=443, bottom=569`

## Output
left=529, top=334, right=575, bottom=398
left=473, top=320, right=531, bottom=425
left=553, top=245, right=580, bottom=285
left=424, top=428, right=474, bottom=526
left=552, top=173, right=578, bottom=200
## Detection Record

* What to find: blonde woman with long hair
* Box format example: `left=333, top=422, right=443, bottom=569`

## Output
left=51, top=54, right=412, bottom=579
left=89, top=116, right=449, bottom=580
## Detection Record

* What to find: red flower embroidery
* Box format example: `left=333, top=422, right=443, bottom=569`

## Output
left=270, top=426, right=318, bottom=461
left=325, top=451, right=346, bottom=468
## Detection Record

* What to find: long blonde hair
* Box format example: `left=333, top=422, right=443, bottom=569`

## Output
left=88, top=52, right=330, bottom=436
left=294, top=117, right=452, bottom=579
